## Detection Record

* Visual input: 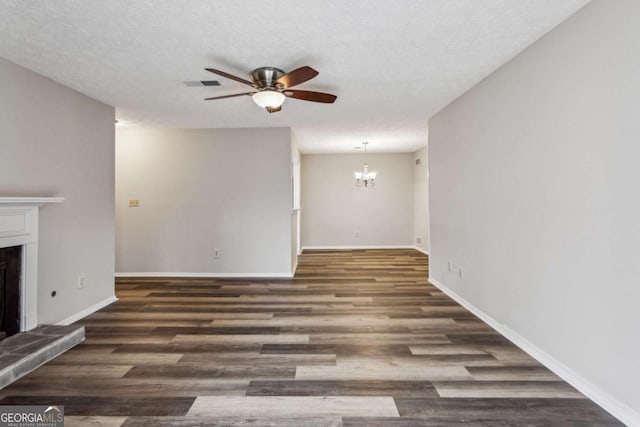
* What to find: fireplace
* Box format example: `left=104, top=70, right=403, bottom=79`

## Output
left=0, top=246, right=21, bottom=340
left=0, top=197, right=64, bottom=332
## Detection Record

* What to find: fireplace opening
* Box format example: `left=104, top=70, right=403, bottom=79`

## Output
left=0, top=246, right=21, bottom=341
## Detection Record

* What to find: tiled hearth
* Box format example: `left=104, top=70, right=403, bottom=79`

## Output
left=0, top=324, right=84, bottom=388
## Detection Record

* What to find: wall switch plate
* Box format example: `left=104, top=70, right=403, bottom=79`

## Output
left=355, top=231, right=360, bottom=238
left=447, top=261, right=452, bottom=272
left=416, top=236, right=423, bottom=246
left=77, top=276, right=86, bottom=289
left=129, top=199, right=140, bottom=208
left=458, top=267, right=464, bottom=278
left=213, top=248, right=221, bottom=258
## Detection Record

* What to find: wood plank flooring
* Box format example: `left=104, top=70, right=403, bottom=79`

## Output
left=0, top=249, right=621, bottom=426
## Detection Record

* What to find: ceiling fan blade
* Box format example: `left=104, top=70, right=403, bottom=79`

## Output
left=276, top=66, right=318, bottom=88
left=204, top=92, right=255, bottom=100
left=284, top=90, right=337, bottom=103
left=205, top=68, right=255, bottom=87
left=266, top=106, right=282, bottom=114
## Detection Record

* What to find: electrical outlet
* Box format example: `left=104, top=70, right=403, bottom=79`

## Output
left=458, top=267, right=464, bottom=278
left=77, top=276, right=86, bottom=289
left=447, top=261, right=452, bottom=272
left=355, top=231, right=360, bottom=238
left=416, top=236, right=423, bottom=246
left=129, top=199, right=140, bottom=208
left=213, top=248, right=221, bottom=258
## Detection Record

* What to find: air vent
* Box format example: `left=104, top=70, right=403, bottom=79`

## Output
left=184, top=80, right=221, bottom=87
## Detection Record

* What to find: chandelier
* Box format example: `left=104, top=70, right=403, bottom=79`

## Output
left=354, top=142, right=377, bottom=187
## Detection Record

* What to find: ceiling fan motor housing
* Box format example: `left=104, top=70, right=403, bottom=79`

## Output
left=251, top=67, right=285, bottom=89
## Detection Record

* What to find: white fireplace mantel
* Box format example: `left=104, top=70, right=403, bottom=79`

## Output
left=0, top=197, right=65, bottom=206
left=0, top=197, right=64, bottom=331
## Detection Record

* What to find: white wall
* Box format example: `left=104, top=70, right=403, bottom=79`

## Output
left=301, top=153, right=413, bottom=248
left=291, top=133, right=301, bottom=272
left=0, top=56, right=115, bottom=324
left=413, top=146, right=429, bottom=253
left=115, top=127, right=293, bottom=276
left=429, top=0, right=640, bottom=423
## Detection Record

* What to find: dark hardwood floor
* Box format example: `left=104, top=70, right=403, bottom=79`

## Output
left=0, top=249, right=621, bottom=426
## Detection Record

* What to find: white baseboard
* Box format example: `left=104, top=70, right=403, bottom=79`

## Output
left=428, top=277, right=639, bottom=426
left=56, top=295, right=118, bottom=326
left=300, top=245, right=429, bottom=256
left=292, top=258, right=299, bottom=276
left=115, top=272, right=294, bottom=279
left=301, top=245, right=415, bottom=251
left=413, top=245, right=429, bottom=255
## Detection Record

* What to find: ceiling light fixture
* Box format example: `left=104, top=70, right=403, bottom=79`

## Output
left=252, top=90, right=286, bottom=109
left=204, top=66, right=336, bottom=114
left=354, top=142, right=377, bottom=188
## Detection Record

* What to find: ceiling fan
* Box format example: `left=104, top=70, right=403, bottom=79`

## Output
left=203, top=66, right=337, bottom=113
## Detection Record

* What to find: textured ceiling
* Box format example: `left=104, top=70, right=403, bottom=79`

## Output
left=0, top=0, right=589, bottom=153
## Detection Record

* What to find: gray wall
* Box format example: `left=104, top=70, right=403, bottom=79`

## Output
left=115, top=127, right=292, bottom=275
left=0, top=56, right=115, bottom=324
left=301, top=153, right=413, bottom=247
left=413, top=146, right=429, bottom=253
left=429, top=0, right=640, bottom=422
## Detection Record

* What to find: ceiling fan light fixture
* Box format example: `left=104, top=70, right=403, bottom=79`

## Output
left=252, top=90, right=285, bottom=109
left=204, top=66, right=336, bottom=112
